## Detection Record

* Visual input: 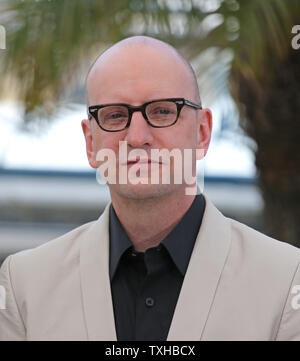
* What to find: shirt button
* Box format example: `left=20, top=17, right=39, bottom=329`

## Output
left=145, top=297, right=155, bottom=307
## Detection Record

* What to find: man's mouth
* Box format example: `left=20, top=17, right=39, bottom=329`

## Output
left=121, top=156, right=162, bottom=166
left=126, top=158, right=162, bottom=166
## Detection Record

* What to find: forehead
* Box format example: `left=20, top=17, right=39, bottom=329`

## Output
left=87, top=44, right=195, bottom=105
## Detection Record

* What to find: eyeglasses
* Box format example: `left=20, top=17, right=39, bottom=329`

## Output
left=88, top=98, right=202, bottom=132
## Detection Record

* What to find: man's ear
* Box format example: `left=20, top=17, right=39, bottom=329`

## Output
left=196, top=108, right=213, bottom=160
left=81, top=118, right=98, bottom=169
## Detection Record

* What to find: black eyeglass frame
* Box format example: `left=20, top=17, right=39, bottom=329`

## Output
left=88, top=98, right=202, bottom=132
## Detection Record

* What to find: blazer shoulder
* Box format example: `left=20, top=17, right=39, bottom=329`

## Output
left=203, top=196, right=300, bottom=268
left=4, top=220, right=97, bottom=277
left=228, top=216, right=300, bottom=269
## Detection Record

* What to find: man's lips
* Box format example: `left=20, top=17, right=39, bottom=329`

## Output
left=126, top=159, right=162, bottom=165
left=115, top=155, right=161, bottom=166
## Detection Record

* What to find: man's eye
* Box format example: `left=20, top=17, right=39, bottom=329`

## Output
left=159, top=109, right=171, bottom=114
left=109, top=113, right=123, bottom=119
left=152, top=108, right=172, bottom=115
left=105, top=111, right=127, bottom=121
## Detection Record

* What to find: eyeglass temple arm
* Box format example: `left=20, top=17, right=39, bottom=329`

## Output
left=184, top=99, right=202, bottom=109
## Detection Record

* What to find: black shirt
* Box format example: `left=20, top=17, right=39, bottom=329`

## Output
left=109, top=193, right=206, bottom=341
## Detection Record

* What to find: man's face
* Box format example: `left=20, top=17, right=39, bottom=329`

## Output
left=83, top=44, right=212, bottom=200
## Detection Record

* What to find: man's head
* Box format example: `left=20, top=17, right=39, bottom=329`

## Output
left=82, top=36, right=212, bottom=200
left=85, top=36, right=201, bottom=107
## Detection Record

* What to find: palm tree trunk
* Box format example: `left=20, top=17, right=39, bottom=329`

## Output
left=231, top=48, right=300, bottom=247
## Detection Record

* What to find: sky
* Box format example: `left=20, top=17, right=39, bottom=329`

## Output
left=0, top=101, right=256, bottom=177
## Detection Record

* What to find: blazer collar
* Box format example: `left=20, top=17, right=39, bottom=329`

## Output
left=79, top=194, right=231, bottom=341
left=79, top=202, right=117, bottom=341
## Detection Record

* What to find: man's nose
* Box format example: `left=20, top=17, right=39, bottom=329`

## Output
left=124, top=111, right=154, bottom=148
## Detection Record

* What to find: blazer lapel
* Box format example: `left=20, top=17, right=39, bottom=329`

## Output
left=167, top=194, right=232, bottom=340
left=79, top=202, right=117, bottom=341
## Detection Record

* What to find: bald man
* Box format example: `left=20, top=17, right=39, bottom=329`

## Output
left=1, top=36, right=300, bottom=341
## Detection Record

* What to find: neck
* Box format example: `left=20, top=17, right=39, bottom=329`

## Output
left=110, top=187, right=196, bottom=252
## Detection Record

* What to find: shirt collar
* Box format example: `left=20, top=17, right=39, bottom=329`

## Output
left=109, top=193, right=206, bottom=280
left=162, top=193, right=205, bottom=275
left=109, top=205, right=133, bottom=281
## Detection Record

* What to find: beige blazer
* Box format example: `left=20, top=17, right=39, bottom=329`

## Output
left=1, top=195, right=300, bottom=341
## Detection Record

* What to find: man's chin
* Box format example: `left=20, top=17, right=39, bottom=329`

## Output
left=109, top=182, right=179, bottom=201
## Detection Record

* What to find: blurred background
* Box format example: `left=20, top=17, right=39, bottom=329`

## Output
left=0, top=0, right=299, bottom=265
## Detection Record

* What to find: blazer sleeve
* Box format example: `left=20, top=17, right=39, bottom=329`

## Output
left=0, top=256, right=26, bottom=341
left=276, top=261, right=300, bottom=341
